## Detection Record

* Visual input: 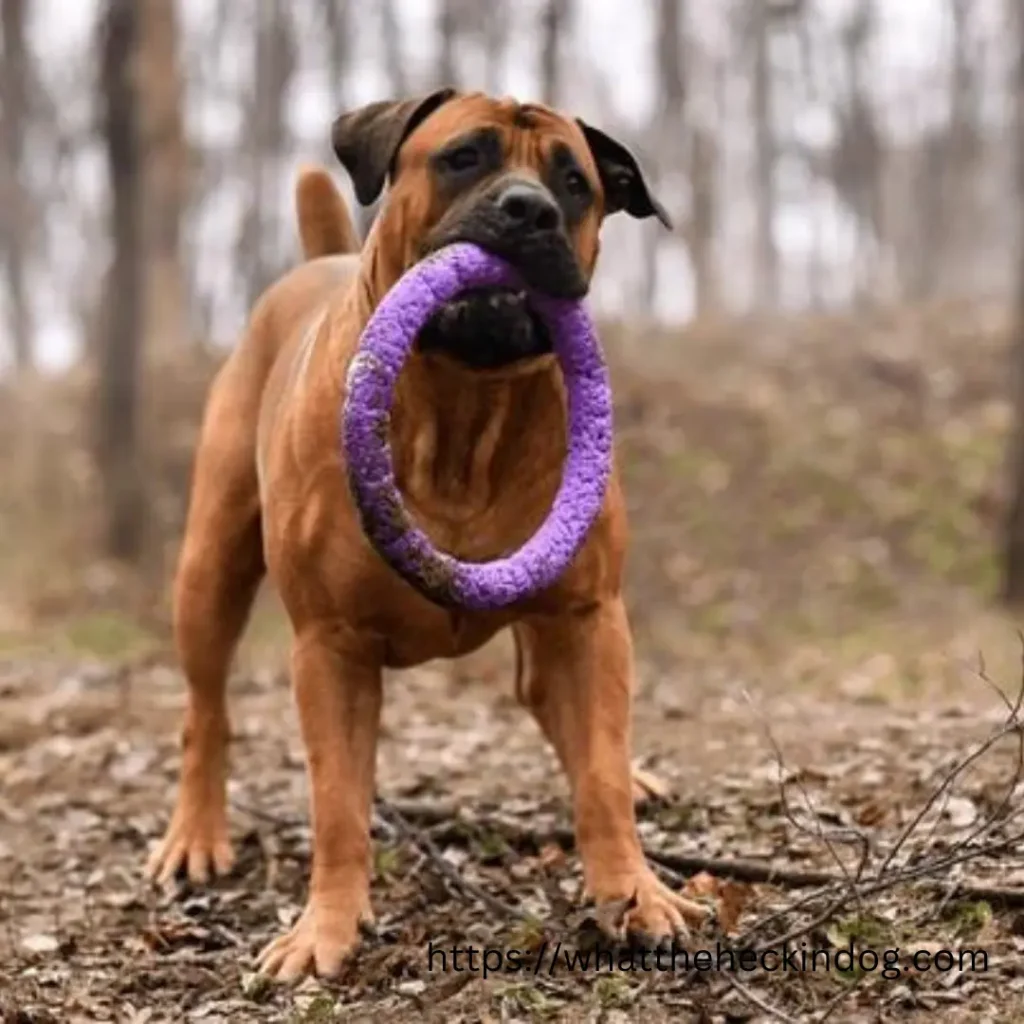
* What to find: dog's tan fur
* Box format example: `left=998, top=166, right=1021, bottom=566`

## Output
left=145, top=92, right=705, bottom=982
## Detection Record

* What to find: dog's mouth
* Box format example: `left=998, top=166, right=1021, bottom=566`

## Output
left=416, top=285, right=553, bottom=371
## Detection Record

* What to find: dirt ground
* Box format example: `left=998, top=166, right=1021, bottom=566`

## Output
left=4, top=304, right=1024, bottom=1021
left=2, top=621, right=1024, bottom=1023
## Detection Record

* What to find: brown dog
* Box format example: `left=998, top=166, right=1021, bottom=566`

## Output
left=145, top=90, right=706, bottom=981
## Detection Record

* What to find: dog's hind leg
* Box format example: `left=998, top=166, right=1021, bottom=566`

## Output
left=145, top=361, right=266, bottom=887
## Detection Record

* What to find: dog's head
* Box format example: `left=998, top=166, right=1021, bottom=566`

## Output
left=332, top=90, right=669, bottom=370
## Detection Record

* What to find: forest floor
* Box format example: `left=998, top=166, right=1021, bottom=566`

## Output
left=3, top=301, right=1024, bottom=1022
left=2, top=623, right=1024, bottom=1024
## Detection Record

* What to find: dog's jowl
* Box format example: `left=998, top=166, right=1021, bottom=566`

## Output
left=145, top=90, right=706, bottom=982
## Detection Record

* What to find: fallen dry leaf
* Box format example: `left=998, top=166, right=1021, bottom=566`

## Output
left=538, top=842, right=566, bottom=870
left=682, top=871, right=720, bottom=900
left=631, top=766, right=673, bottom=803
left=856, top=800, right=889, bottom=827
left=716, top=881, right=755, bottom=936
left=681, top=872, right=755, bottom=935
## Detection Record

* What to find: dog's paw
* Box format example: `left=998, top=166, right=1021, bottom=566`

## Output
left=256, top=889, right=372, bottom=983
left=590, top=867, right=708, bottom=946
left=144, top=803, right=235, bottom=888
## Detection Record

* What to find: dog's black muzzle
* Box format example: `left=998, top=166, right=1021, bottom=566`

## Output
left=417, top=178, right=587, bottom=370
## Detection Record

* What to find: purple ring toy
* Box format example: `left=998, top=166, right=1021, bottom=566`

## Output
left=340, top=241, right=613, bottom=610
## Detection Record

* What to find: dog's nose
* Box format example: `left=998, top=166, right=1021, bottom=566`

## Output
left=497, top=183, right=562, bottom=234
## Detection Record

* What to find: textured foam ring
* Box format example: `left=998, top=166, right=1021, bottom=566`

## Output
left=341, top=241, right=613, bottom=610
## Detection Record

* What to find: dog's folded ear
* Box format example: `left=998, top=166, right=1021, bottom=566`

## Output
left=576, top=120, right=672, bottom=230
left=332, top=89, right=457, bottom=207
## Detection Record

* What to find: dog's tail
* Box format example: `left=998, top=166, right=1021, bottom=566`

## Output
left=294, top=165, right=360, bottom=260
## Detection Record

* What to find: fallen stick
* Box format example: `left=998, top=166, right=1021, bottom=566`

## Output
left=374, top=797, right=524, bottom=920
left=229, top=795, right=1024, bottom=907
left=383, top=798, right=1024, bottom=907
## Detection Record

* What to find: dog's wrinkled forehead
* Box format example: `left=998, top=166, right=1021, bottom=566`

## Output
left=331, top=89, right=670, bottom=228
left=398, top=94, right=597, bottom=182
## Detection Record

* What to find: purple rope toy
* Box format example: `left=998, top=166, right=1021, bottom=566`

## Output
left=340, top=241, right=613, bottom=610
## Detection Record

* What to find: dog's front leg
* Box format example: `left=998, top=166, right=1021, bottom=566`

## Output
left=257, top=627, right=381, bottom=982
left=516, top=597, right=707, bottom=943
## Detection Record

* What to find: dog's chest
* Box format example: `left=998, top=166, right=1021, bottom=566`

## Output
left=390, top=366, right=566, bottom=561
left=383, top=607, right=508, bottom=668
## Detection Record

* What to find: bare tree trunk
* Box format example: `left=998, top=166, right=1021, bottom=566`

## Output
left=656, top=0, right=685, bottom=115
left=651, top=0, right=718, bottom=315
left=97, top=0, right=144, bottom=561
left=321, top=0, right=366, bottom=240
left=237, top=0, right=294, bottom=312
left=751, top=0, right=780, bottom=310
left=482, top=0, right=509, bottom=95
left=637, top=0, right=684, bottom=317
left=640, top=230, right=660, bottom=313
left=323, top=0, right=350, bottom=106
left=945, top=0, right=979, bottom=291
left=379, top=0, right=408, bottom=96
left=137, top=0, right=189, bottom=355
left=911, top=136, right=945, bottom=301
left=539, top=0, right=569, bottom=106
left=689, top=125, right=719, bottom=314
left=831, top=0, right=883, bottom=306
left=912, top=0, right=978, bottom=300
left=0, top=0, right=33, bottom=371
left=435, top=0, right=457, bottom=88
left=1002, top=0, right=1024, bottom=603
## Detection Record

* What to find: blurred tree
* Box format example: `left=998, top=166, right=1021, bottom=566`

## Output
left=481, top=0, right=509, bottom=94
left=646, top=0, right=720, bottom=316
left=435, top=0, right=458, bottom=88
left=236, top=0, right=295, bottom=311
left=0, top=0, right=33, bottom=371
left=688, top=123, right=719, bottom=314
left=317, top=0, right=371, bottom=238
left=433, top=0, right=509, bottom=95
left=1002, top=0, right=1024, bottom=604
left=137, top=0, right=189, bottom=353
left=96, top=0, right=144, bottom=560
left=749, top=0, right=780, bottom=310
left=380, top=0, right=408, bottom=96
left=323, top=0, right=351, bottom=106
left=913, top=0, right=982, bottom=299
left=640, top=0, right=684, bottom=312
left=944, top=0, right=982, bottom=289
left=830, top=0, right=884, bottom=305
left=540, top=0, right=570, bottom=107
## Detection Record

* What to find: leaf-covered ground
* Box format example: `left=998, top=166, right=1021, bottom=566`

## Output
left=3, top=302, right=1024, bottom=1021
left=2, top=643, right=1024, bottom=1023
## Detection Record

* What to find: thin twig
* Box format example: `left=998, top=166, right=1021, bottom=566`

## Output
left=230, top=797, right=303, bottom=829
left=374, top=797, right=524, bottom=920
left=384, top=798, right=1024, bottom=905
left=743, top=687, right=871, bottom=913
left=815, top=979, right=860, bottom=1023
left=875, top=716, right=1023, bottom=879
left=719, top=972, right=801, bottom=1024
left=231, top=793, right=1024, bottom=909
left=961, top=651, right=1024, bottom=843
left=754, top=824, right=1024, bottom=954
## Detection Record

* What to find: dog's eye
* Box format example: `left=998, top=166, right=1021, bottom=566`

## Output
left=564, top=170, right=590, bottom=197
left=443, top=146, right=481, bottom=173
